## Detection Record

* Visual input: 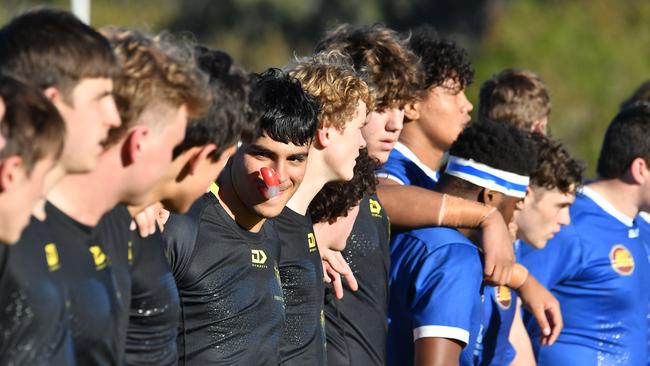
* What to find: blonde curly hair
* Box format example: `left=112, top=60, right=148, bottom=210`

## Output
left=288, top=50, right=373, bottom=131
left=101, top=28, right=210, bottom=145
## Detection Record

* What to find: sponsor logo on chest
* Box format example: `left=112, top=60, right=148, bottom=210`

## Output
left=495, top=285, right=512, bottom=309
left=609, top=244, right=635, bottom=275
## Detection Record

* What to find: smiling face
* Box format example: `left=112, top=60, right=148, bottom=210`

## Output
left=417, top=78, right=473, bottom=151
left=362, top=107, right=404, bottom=164
left=516, top=186, right=574, bottom=248
left=53, top=77, right=121, bottom=174
left=231, top=134, right=310, bottom=219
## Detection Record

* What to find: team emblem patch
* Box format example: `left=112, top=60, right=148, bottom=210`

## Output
left=307, top=232, right=317, bottom=252
left=609, top=244, right=634, bottom=275
left=251, top=249, right=268, bottom=268
left=44, top=243, right=60, bottom=272
left=494, top=285, right=512, bottom=309
left=369, top=198, right=382, bottom=218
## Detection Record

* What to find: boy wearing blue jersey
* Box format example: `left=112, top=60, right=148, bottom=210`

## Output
left=520, top=104, right=650, bottom=365
left=387, top=121, right=537, bottom=366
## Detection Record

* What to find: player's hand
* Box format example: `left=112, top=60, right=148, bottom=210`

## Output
left=516, top=274, right=563, bottom=346
left=129, top=202, right=166, bottom=237
left=320, top=248, right=358, bottom=299
left=480, top=211, right=515, bottom=286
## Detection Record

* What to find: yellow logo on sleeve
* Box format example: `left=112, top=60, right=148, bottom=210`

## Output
left=307, top=232, right=317, bottom=252
left=610, top=244, right=634, bottom=275
left=127, top=240, right=133, bottom=265
left=369, top=198, right=382, bottom=218
left=44, top=243, right=60, bottom=272
left=251, top=249, right=268, bottom=267
left=89, top=245, right=108, bottom=270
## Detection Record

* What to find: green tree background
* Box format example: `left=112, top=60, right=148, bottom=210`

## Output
left=2, top=0, right=649, bottom=176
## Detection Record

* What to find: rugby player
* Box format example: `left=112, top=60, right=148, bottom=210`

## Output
left=123, top=46, right=254, bottom=365
left=309, top=24, right=420, bottom=366
left=387, top=121, right=536, bottom=366
left=0, top=9, right=120, bottom=364
left=520, top=104, right=650, bottom=365
left=162, top=68, right=319, bottom=364
left=272, top=51, right=371, bottom=365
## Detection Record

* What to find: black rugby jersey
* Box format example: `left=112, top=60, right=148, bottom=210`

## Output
left=0, top=217, right=75, bottom=366
left=324, top=194, right=390, bottom=366
left=163, top=192, right=285, bottom=365
left=125, top=227, right=180, bottom=366
left=47, top=202, right=129, bottom=366
left=273, top=207, right=326, bottom=365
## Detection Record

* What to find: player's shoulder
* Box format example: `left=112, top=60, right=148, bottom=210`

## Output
left=407, top=226, right=475, bottom=252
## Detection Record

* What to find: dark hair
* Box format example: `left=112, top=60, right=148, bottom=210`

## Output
left=448, top=120, right=537, bottom=177
left=315, top=24, right=421, bottom=111
left=620, top=80, right=650, bottom=110
left=530, top=133, right=583, bottom=194
left=478, top=69, right=551, bottom=130
left=0, top=8, right=119, bottom=97
left=173, top=46, right=256, bottom=161
left=597, top=103, right=650, bottom=179
left=0, top=74, right=65, bottom=173
left=249, top=68, right=320, bottom=146
left=309, top=149, right=379, bottom=223
left=407, top=25, right=474, bottom=92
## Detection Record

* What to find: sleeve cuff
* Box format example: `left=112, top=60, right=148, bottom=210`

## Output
left=375, top=172, right=405, bottom=185
left=413, top=325, right=469, bottom=345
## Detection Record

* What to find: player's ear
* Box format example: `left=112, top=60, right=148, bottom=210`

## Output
left=403, top=101, right=420, bottom=121
left=0, top=156, right=26, bottom=193
left=122, top=126, right=149, bottom=165
left=188, top=144, right=217, bottom=174
left=314, top=121, right=331, bottom=149
left=480, top=188, right=502, bottom=207
left=629, top=157, right=649, bottom=185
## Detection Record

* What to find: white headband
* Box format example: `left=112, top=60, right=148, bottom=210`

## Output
left=445, top=155, right=530, bottom=198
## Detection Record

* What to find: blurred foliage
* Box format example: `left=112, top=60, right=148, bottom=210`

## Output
left=1, top=0, right=649, bottom=176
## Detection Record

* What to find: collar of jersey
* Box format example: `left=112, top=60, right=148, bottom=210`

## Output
left=639, top=211, right=650, bottom=224
left=580, top=185, right=634, bottom=227
left=393, top=141, right=440, bottom=182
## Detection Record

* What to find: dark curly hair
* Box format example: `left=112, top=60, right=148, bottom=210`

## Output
left=620, top=80, right=650, bottom=110
left=173, top=46, right=256, bottom=161
left=315, top=23, right=421, bottom=111
left=597, top=103, right=650, bottom=179
left=448, top=120, right=537, bottom=177
left=407, top=25, right=474, bottom=92
left=309, top=149, right=379, bottom=223
left=530, top=133, right=583, bottom=194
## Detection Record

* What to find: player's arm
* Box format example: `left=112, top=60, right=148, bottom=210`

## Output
left=509, top=298, right=537, bottom=366
left=514, top=273, right=562, bottom=346
left=415, top=337, right=462, bottom=366
left=377, top=179, right=514, bottom=285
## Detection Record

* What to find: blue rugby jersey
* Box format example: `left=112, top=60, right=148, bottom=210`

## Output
left=637, top=211, right=650, bottom=366
left=387, top=227, right=483, bottom=366
left=520, top=187, right=650, bottom=365
left=474, top=285, right=517, bottom=366
left=376, top=142, right=439, bottom=187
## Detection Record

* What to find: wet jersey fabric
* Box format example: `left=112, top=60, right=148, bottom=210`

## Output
left=324, top=194, right=391, bottom=366
left=0, top=217, right=75, bottom=365
left=125, top=227, right=180, bottom=366
left=40, top=202, right=127, bottom=366
left=163, top=193, right=285, bottom=365
left=473, top=285, right=517, bottom=366
left=273, top=207, right=325, bottom=365
left=520, top=187, right=650, bottom=365
left=387, top=227, right=483, bottom=366
left=376, top=142, right=439, bottom=188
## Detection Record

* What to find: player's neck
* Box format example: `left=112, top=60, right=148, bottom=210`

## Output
left=46, top=147, right=124, bottom=227
left=586, top=179, right=639, bottom=219
left=217, top=165, right=266, bottom=233
left=287, top=149, right=331, bottom=216
left=398, top=124, right=445, bottom=172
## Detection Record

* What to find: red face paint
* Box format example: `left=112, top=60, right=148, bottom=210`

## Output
left=260, top=167, right=280, bottom=199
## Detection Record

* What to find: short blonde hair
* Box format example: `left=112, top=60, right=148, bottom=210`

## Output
left=289, top=50, right=373, bottom=131
left=102, top=29, right=210, bottom=144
